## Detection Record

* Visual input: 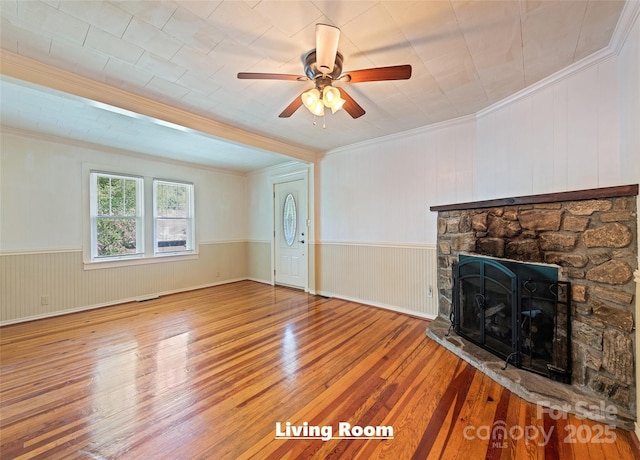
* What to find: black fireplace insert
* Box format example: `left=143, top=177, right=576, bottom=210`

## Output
left=452, top=255, right=571, bottom=383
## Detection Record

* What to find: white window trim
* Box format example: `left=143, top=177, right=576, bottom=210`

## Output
left=83, top=252, right=199, bottom=270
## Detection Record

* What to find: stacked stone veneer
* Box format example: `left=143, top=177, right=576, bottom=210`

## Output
left=436, top=196, right=637, bottom=413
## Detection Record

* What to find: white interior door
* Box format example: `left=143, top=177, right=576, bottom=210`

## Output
left=274, top=179, right=307, bottom=289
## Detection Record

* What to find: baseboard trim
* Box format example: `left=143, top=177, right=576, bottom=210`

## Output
left=316, top=290, right=437, bottom=321
left=245, top=277, right=273, bottom=286
left=2, top=281, right=439, bottom=326
left=0, top=278, right=247, bottom=326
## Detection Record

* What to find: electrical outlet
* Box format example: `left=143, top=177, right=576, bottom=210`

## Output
left=40, top=296, right=49, bottom=306
left=216, top=271, right=220, bottom=278
left=427, top=287, right=433, bottom=298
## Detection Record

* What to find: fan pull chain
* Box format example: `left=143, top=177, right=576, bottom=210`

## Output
left=311, top=115, right=327, bottom=129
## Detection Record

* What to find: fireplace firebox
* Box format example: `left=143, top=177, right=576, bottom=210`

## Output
left=452, top=255, right=571, bottom=383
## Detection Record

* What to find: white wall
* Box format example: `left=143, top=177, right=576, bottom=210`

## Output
left=317, top=10, right=639, bottom=319
left=321, top=21, right=639, bottom=249
left=247, top=168, right=274, bottom=243
left=619, top=5, right=640, bottom=178
left=0, top=129, right=250, bottom=323
left=473, top=3, right=639, bottom=200
left=316, top=122, right=478, bottom=317
left=475, top=55, right=634, bottom=200
left=1, top=132, right=83, bottom=251
left=1, top=130, right=248, bottom=251
left=320, top=119, right=477, bottom=245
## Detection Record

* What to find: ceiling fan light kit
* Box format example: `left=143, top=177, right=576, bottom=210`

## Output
left=302, top=88, right=325, bottom=116
left=237, top=23, right=412, bottom=121
left=322, top=87, right=345, bottom=114
left=301, top=85, right=345, bottom=117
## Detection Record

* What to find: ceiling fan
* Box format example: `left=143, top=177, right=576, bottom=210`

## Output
left=237, top=24, right=412, bottom=119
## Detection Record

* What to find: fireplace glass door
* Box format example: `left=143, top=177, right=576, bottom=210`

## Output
left=519, top=277, right=570, bottom=378
left=453, top=255, right=571, bottom=383
left=455, top=257, right=517, bottom=362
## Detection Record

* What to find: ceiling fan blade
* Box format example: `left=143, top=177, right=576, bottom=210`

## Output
left=237, top=72, right=308, bottom=81
left=337, top=87, right=365, bottom=119
left=279, top=94, right=304, bottom=118
left=340, top=65, right=412, bottom=83
left=315, top=24, right=340, bottom=75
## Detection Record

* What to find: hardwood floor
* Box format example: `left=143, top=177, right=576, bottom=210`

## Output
left=1, top=281, right=638, bottom=459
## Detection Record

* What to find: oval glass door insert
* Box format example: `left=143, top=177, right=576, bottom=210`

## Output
left=283, top=193, right=297, bottom=246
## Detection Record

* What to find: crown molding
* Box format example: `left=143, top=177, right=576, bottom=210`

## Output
left=327, top=1, right=639, bottom=156
left=610, top=0, right=640, bottom=55
left=478, top=1, right=639, bottom=119
left=476, top=47, right=615, bottom=119
left=0, top=50, right=321, bottom=165
left=246, top=160, right=311, bottom=177
left=326, top=113, right=476, bottom=156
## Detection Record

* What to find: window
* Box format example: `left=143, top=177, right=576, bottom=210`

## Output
left=153, top=179, right=194, bottom=254
left=88, top=171, right=196, bottom=264
left=90, top=172, right=143, bottom=259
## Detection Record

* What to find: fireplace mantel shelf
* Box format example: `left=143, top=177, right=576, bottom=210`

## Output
left=430, top=184, right=638, bottom=212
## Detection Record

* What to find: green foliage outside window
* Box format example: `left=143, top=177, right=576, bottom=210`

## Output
left=97, top=218, right=137, bottom=256
left=97, top=176, right=137, bottom=216
left=156, top=182, right=188, bottom=217
left=96, top=175, right=140, bottom=257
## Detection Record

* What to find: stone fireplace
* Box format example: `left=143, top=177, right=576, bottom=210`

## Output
left=427, top=184, right=638, bottom=429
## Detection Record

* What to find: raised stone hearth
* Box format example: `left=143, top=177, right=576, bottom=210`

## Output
left=429, top=185, right=638, bottom=428
left=427, top=317, right=635, bottom=429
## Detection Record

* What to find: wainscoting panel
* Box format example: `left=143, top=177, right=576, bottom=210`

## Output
left=247, top=240, right=272, bottom=284
left=0, top=242, right=247, bottom=325
left=317, top=242, right=438, bottom=318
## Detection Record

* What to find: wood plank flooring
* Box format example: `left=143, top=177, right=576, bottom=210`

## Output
left=1, top=281, right=638, bottom=459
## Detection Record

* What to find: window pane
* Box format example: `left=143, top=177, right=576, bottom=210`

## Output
left=156, top=218, right=187, bottom=252
left=110, top=178, right=125, bottom=215
left=156, top=182, right=188, bottom=217
left=96, top=218, right=138, bottom=257
left=96, top=175, right=138, bottom=216
left=283, top=193, right=297, bottom=246
left=124, top=179, right=137, bottom=215
left=154, top=180, right=193, bottom=255
left=97, top=176, right=111, bottom=215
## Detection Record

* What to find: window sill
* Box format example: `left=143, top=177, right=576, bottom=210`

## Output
left=83, top=252, right=198, bottom=270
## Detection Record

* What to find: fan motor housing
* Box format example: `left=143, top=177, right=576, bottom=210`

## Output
left=303, top=50, right=343, bottom=81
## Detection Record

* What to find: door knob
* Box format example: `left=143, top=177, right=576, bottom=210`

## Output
left=299, top=239, right=305, bottom=244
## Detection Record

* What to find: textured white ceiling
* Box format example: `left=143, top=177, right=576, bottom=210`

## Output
left=0, top=0, right=629, bottom=172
